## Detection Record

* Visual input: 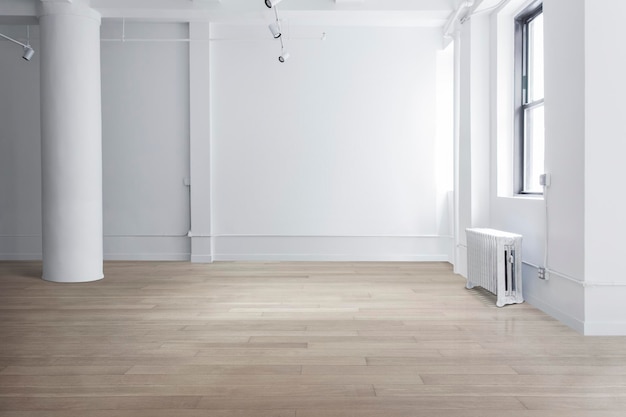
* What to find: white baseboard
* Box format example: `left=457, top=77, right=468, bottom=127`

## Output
left=1, top=235, right=452, bottom=263
left=583, top=321, right=626, bottom=336
left=211, top=235, right=453, bottom=262
left=0, top=235, right=42, bottom=260
left=454, top=244, right=467, bottom=277
left=212, top=254, right=449, bottom=262
left=0, top=235, right=191, bottom=262
left=583, top=285, right=626, bottom=336
left=0, top=253, right=42, bottom=261
left=103, top=253, right=189, bottom=261
left=103, top=236, right=190, bottom=261
left=523, top=292, right=585, bottom=334
left=190, top=254, right=213, bottom=263
left=191, top=236, right=212, bottom=263
left=521, top=262, right=585, bottom=334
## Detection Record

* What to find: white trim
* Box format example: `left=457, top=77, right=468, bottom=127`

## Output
left=103, top=236, right=190, bottom=262
left=213, top=254, right=450, bottom=262
left=583, top=321, right=626, bottom=336
left=103, top=253, right=189, bottom=261
left=523, top=292, right=584, bottom=334
left=0, top=235, right=42, bottom=261
left=100, top=36, right=341, bottom=43
left=0, top=253, right=42, bottom=261
left=522, top=260, right=626, bottom=287
left=452, top=29, right=461, bottom=275
left=104, top=234, right=188, bottom=238
left=209, top=234, right=453, bottom=238
left=188, top=21, right=214, bottom=265
left=210, top=235, right=453, bottom=263
left=584, top=283, right=626, bottom=335
left=39, top=2, right=102, bottom=22
left=190, top=254, right=213, bottom=263
left=3, top=252, right=448, bottom=263
left=522, top=260, right=582, bottom=284
left=1, top=235, right=451, bottom=262
left=443, top=0, right=474, bottom=39
left=583, top=282, right=626, bottom=288
left=0, top=233, right=190, bottom=238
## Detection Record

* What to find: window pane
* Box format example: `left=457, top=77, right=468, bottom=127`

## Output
left=523, top=105, right=545, bottom=193
left=528, top=13, right=544, bottom=102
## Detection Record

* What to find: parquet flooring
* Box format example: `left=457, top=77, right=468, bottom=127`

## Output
left=0, top=261, right=625, bottom=416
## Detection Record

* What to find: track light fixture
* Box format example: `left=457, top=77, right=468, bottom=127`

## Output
left=269, top=21, right=281, bottom=39
left=265, top=0, right=283, bottom=8
left=0, top=31, right=35, bottom=61
left=22, top=45, right=35, bottom=61
left=265, top=0, right=290, bottom=63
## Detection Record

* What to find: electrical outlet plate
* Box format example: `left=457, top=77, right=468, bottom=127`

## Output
left=538, top=267, right=546, bottom=280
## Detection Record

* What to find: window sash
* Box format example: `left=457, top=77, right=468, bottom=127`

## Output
left=522, top=104, right=545, bottom=194
left=515, top=2, right=543, bottom=195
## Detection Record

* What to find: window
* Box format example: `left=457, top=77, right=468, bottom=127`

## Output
left=515, top=1, right=544, bottom=194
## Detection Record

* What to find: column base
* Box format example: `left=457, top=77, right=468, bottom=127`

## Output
left=42, top=273, right=104, bottom=284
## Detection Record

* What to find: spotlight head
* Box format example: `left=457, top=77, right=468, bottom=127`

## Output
left=269, top=22, right=281, bottom=38
left=265, top=0, right=283, bottom=8
left=22, top=45, right=34, bottom=61
left=278, top=52, right=290, bottom=63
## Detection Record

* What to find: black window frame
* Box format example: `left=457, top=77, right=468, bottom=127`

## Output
left=514, top=1, right=544, bottom=195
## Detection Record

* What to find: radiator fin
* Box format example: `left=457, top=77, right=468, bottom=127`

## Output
left=466, top=228, right=524, bottom=307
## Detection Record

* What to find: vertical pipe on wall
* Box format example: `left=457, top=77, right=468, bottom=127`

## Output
left=39, top=3, right=104, bottom=282
left=452, top=30, right=462, bottom=274
left=189, top=22, right=213, bottom=263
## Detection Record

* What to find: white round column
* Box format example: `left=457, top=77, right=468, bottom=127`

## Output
left=39, top=3, right=103, bottom=283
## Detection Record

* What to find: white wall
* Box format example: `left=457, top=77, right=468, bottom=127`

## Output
left=583, top=0, right=626, bottom=334
left=454, top=0, right=589, bottom=331
left=0, top=26, right=41, bottom=260
left=189, top=22, right=213, bottom=263
left=1, top=22, right=192, bottom=261
left=1, top=21, right=454, bottom=263
left=455, top=15, right=492, bottom=276
left=459, top=0, right=626, bottom=334
left=489, top=0, right=586, bottom=331
left=101, top=22, right=191, bottom=260
left=435, top=42, right=454, bottom=259
left=209, top=24, right=452, bottom=260
left=543, top=0, right=585, bottom=282
left=584, top=0, right=626, bottom=285
left=468, top=15, right=491, bottom=231
left=456, top=22, right=473, bottom=273
left=540, top=0, right=586, bottom=330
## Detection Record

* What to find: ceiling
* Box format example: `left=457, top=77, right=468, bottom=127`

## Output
left=0, top=0, right=468, bottom=27
left=0, top=0, right=506, bottom=30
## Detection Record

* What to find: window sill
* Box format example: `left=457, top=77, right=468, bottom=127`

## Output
left=499, top=194, right=544, bottom=201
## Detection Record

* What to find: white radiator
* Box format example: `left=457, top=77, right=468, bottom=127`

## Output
left=466, top=228, right=524, bottom=307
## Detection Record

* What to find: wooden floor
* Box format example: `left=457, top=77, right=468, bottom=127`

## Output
left=1, top=261, right=626, bottom=416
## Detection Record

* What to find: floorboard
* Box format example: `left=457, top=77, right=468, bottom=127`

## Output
left=1, top=261, right=626, bottom=415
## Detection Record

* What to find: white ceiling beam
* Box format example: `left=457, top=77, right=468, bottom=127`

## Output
left=91, top=0, right=450, bottom=12
left=1, top=0, right=452, bottom=27
left=0, top=0, right=38, bottom=24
